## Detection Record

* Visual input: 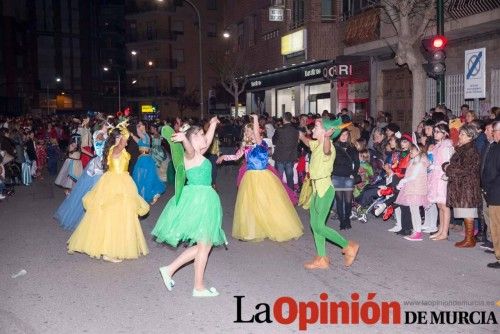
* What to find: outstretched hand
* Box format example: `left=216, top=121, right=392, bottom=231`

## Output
left=210, top=116, right=220, bottom=126
left=171, top=132, right=186, bottom=143
left=324, top=128, right=335, bottom=138
left=216, top=156, right=225, bottom=164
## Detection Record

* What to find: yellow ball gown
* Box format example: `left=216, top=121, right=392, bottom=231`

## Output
left=233, top=143, right=303, bottom=242
left=67, top=146, right=150, bottom=260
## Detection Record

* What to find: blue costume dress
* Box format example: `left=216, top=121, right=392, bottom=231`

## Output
left=232, top=142, right=303, bottom=242
left=54, top=133, right=106, bottom=230
left=132, top=133, right=166, bottom=203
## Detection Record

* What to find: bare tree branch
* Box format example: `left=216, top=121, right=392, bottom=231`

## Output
left=413, top=0, right=437, bottom=43
left=381, top=0, right=401, bottom=34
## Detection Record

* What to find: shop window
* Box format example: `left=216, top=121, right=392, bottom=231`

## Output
left=321, top=0, right=334, bottom=20
left=207, top=23, right=217, bottom=38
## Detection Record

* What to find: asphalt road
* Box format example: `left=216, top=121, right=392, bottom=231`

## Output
left=0, top=164, right=498, bottom=334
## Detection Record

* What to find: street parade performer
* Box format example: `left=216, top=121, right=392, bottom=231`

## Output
left=54, top=121, right=108, bottom=230
left=67, top=121, right=150, bottom=263
left=217, top=114, right=303, bottom=242
left=299, top=118, right=359, bottom=269
left=152, top=117, right=227, bottom=298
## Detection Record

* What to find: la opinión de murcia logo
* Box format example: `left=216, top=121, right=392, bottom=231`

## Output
left=234, top=293, right=498, bottom=331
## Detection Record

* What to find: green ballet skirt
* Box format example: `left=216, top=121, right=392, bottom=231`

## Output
left=152, top=159, right=227, bottom=246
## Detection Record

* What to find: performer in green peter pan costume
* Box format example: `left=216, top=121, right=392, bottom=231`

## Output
left=298, top=117, right=359, bottom=269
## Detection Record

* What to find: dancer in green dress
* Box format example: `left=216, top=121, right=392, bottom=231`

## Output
left=152, top=116, right=227, bottom=297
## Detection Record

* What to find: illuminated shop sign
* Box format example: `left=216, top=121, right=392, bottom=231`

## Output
left=281, top=29, right=306, bottom=56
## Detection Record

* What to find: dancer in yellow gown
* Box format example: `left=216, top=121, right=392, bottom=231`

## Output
left=217, top=114, right=303, bottom=242
left=67, top=122, right=150, bottom=262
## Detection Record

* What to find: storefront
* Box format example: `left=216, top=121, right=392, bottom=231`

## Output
left=245, top=58, right=370, bottom=119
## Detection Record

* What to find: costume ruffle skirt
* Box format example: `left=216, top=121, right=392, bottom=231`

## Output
left=67, top=171, right=150, bottom=259
left=132, top=154, right=166, bottom=203
left=54, top=159, right=102, bottom=230
left=152, top=184, right=227, bottom=247
left=233, top=169, right=303, bottom=242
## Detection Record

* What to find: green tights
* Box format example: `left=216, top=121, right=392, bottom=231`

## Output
left=310, top=186, right=348, bottom=256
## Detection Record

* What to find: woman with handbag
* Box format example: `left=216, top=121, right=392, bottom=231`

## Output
left=332, top=128, right=360, bottom=230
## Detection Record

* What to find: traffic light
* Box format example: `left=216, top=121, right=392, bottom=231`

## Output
left=421, top=35, right=447, bottom=78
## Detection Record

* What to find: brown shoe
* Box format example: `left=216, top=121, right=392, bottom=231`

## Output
left=455, top=219, right=476, bottom=248
left=342, top=241, right=359, bottom=267
left=304, top=256, right=330, bottom=269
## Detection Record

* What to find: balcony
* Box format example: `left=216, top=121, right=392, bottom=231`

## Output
left=126, top=31, right=177, bottom=43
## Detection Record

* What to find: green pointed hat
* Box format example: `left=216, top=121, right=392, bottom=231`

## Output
left=322, top=118, right=352, bottom=139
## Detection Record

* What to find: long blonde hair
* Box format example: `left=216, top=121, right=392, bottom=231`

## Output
left=242, top=123, right=255, bottom=147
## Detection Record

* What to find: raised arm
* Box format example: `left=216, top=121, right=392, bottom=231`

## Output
left=298, top=131, right=311, bottom=147
left=323, top=128, right=335, bottom=155
left=251, top=114, right=262, bottom=145
left=217, top=146, right=245, bottom=164
left=171, top=131, right=195, bottom=160
left=201, top=116, right=219, bottom=155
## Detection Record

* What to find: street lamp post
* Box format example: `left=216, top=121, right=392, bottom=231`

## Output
left=183, top=0, right=204, bottom=119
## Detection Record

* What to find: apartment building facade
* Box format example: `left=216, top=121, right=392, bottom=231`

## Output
left=124, top=0, right=223, bottom=119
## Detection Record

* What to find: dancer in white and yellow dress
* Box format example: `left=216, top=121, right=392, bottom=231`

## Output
left=67, top=122, right=149, bottom=262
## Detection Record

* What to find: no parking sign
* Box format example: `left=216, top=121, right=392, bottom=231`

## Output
left=464, top=48, right=486, bottom=99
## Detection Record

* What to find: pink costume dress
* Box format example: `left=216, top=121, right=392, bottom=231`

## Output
left=227, top=143, right=298, bottom=206
left=395, top=155, right=429, bottom=207
left=427, top=139, right=454, bottom=204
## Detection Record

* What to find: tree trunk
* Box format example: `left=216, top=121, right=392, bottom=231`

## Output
left=234, top=87, right=239, bottom=117
left=411, top=67, right=427, bottom=130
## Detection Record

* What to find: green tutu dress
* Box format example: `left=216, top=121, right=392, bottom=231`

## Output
left=152, top=158, right=227, bottom=246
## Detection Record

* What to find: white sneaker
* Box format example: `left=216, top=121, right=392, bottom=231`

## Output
left=0, top=194, right=5, bottom=200
left=374, top=203, right=386, bottom=217
left=388, top=226, right=401, bottom=232
left=422, top=228, right=438, bottom=234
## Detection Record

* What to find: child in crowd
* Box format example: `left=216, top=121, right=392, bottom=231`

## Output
left=47, top=138, right=61, bottom=176
left=395, top=143, right=429, bottom=241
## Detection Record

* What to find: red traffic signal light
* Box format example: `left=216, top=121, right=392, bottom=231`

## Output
left=432, top=35, right=447, bottom=49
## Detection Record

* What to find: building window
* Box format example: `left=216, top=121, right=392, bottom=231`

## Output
left=207, top=23, right=217, bottom=37
left=207, top=0, right=217, bottom=10
left=237, top=22, right=244, bottom=50
left=174, top=76, right=186, bottom=88
left=172, top=20, right=184, bottom=34
left=321, top=0, right=334, bottom=20
left=173, top=49, right=184, bottom=63
left=248, top=15, right=257, bottom=46
left=291, top=0, right=305, bottom=29
left=342, top=0, right=379, bottom=19
left=146, top=21, right=156, bottom=40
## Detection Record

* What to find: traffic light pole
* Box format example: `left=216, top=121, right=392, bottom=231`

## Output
left=436, top=0, right=445, bottom=105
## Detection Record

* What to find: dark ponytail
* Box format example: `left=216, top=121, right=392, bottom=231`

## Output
left=102, top=128, right=121, bottom=172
